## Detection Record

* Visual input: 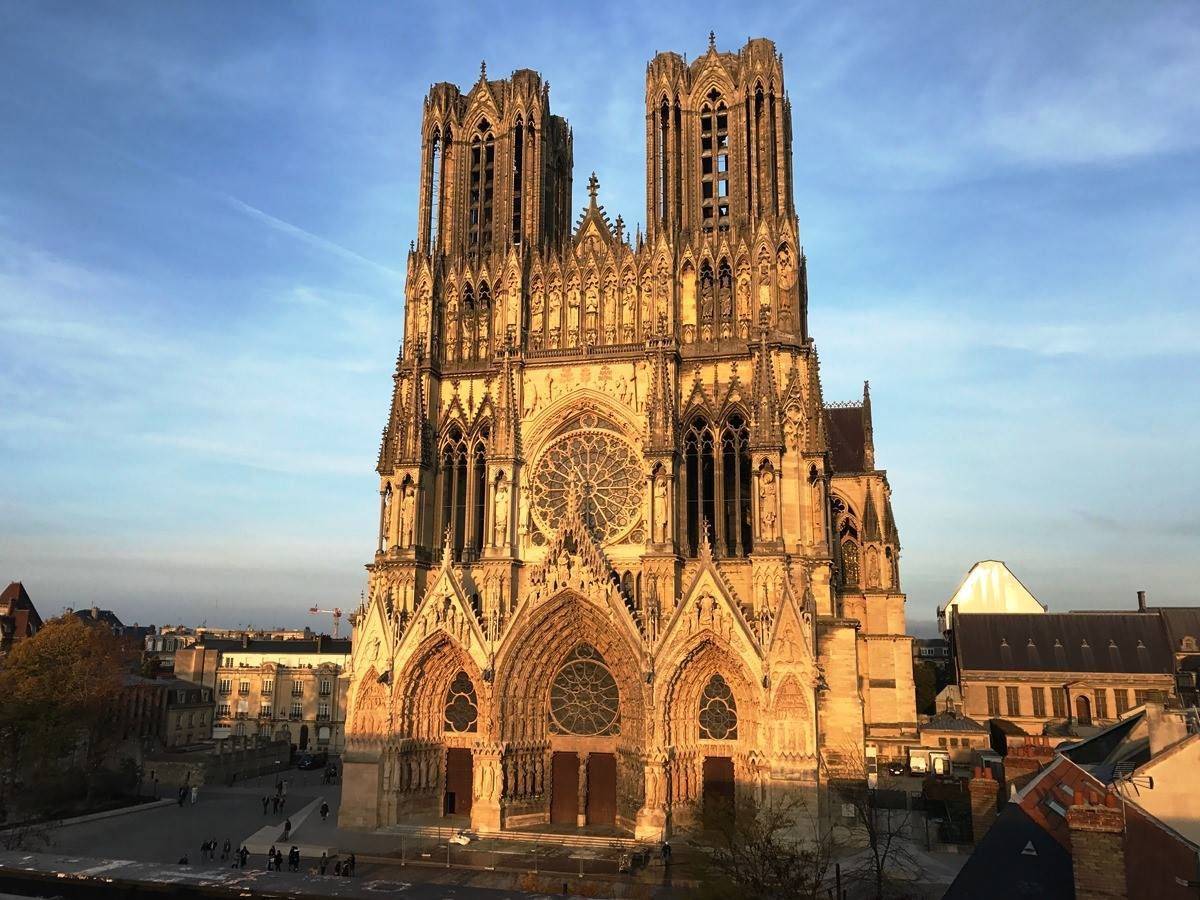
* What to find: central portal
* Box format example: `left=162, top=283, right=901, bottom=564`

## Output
left=585, top=752, right=617, bottom=826
left=702, top=755, right=735, bottom=827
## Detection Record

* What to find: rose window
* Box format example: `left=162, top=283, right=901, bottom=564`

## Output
left=549, top=644, right=620, bottom=736
left=529, top=428, right=642, bottom=543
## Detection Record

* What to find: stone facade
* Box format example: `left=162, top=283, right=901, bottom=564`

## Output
left=343, top=35, right=917, bottom=838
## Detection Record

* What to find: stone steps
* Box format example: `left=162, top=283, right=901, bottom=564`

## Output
left=383, top=823, right=645, bottom=850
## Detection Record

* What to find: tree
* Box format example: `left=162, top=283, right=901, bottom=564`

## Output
left=701, top=791, right=836, bottom=900
left=829, top=747, right=921, bottom=900
left=0, top=615, right=133, bottom=817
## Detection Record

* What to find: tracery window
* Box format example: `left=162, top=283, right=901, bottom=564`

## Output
left=685, top=413, right=753, bottom=557
left=698, top=673, right=738, bottom=740
left=657, top=99, right=669, bottom=226
left=841, top=540, right=860, bottom=587
left=512, top=116, right=524, bottom=243
left=444, top=670, right=479, bottom=733
left=832, top=495, right=861, bottom=587
left=439, top=426, right=468, bottom=560
left=529, top=427, right=642, bottom=544
left=469, top=426, right=489, bottom=556
left=549, top=644, right=620, bottom=736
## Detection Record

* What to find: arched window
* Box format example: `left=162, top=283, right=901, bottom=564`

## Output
left=699, top=674, right=738, bottom=740
left=684, top=417, right=716, bottom=555
left=721, top=413, right=752, bottom=555
left=718, top=258, right=733, bottom=327
left=549, top=644, right=620, bottom=736
left=439, top=426, right=469, bottom=560
left=1075, top=694, right=1092, bottom=726
left=476, top=282, right=491, bottom=361
left=511, top=116, right=524, bottom=243
left=468, top=120, right=495, bottom=249
left=841, top=540, right=860, bottom=587
left=657, top=99, right=670, bottom=225
left=444, top=671, right=479, bottom=733
left=469, top=426, right=489, bottom=558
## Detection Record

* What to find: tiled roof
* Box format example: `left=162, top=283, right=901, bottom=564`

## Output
left=955, top=612, right=1174, bottom=674
left=943, top=804, right=1073, bottom=900
left=924, top=711, right=988, bottom=733
left=198, top=636, right=351, bottom=655
left=1158, top=607, right=1200, bottom=653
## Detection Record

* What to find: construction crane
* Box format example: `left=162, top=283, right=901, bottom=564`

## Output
left=309, top=606, right=343, bottom=639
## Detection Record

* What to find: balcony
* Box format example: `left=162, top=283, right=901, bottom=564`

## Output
left=261, top=688, right=273, bottom=696
left=288, top=713, right=303, bottom=721
left=316, top=713, right=330, bottom=722
left=238, top=688, right=250, bottom=696
left=219, top=687, right=231, bottom=695
left=258, top=710, right=272, bottom=719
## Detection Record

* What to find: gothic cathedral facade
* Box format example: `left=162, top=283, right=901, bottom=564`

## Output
left=342, top=37, right=917, bottom=839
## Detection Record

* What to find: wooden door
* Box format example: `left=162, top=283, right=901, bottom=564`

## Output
left=702, top=756, right=735, bottom=827
left=444, top=747, right=473, bottom=816
left=550, top=751, right=579, bottom=825
left=585, top=753, right=617, bottom=826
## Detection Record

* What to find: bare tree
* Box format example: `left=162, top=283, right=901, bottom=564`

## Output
left=827, top=747, right=921, bottom=900
left=700, top=791, right=837, bottom=900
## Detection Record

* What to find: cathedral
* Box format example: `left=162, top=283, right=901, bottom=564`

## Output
left=342, top=35, right=917, bottom=839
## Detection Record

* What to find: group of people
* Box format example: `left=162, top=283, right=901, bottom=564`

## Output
left=322, top=763, right=339, bottom=784
left=176, top=784, right=199, bottom=806
left=263, top=845, right=355, bottom=877
left=178, top=842, right=249, bottom=868
left=266, top=845, right=302, bottom=872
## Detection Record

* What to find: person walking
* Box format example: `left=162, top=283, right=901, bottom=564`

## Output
left=271, top=795, right=280, bottom=814
left=267, top=846, right=277, bottom=871
left=221, top=839, right=231, bottom=861
left=239, top=846, right=249, bottom=869
left=177, top=786, right=187, bottom=807
left=282, top=818, right=292, bottom=841
left=290, top=846, right=300, bottom=872
left=333, top=860, right=343, bottom=876
left=189, top=785, right=199, bottom=805
left=319, top=852, right=328, bottom=875
left=177, top=854, right=189, bottom=865
left=199, top=840, right=208, bottom=862
left=347, top=852, right=355, bottom=876
left=279, top=794, right=287, bottom=813
left=319, top=801, right=329, bottom=822
left=261, top=795, right=269, bottom=815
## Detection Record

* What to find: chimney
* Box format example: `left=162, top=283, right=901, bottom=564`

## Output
left=1066, top=790, right=1125, bottom=900
left=1136, top=590, right=1147, bottom=612
left=968, top=767, right=1000, bottom=843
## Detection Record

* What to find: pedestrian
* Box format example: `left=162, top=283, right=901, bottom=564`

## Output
left=268, top=845, right=277, bottom=871
left=290, top=846, right=300, bottom=872
left=279, top=795, right=287, bottom=813
left=221, top=839, right=231, bottom=861
left=272, top=795, right=280, bottom=814
left=319, top=801, right=329, bottom=821
left=348, top=852, right=355, bottom=876
left=178, top=854, right=189, bottom=865
left=178, top=786, right=187, bottom=807
left=239, top=846, right=249, bottom=869
left=199, top=840, right=208, bottom=861
left=210, top=839, right=217, bottom=861
left=190, top=785, right=199, bottom=805
left=333, top=860, right=343, bottom=876
left=275, top=777, right=283, bottom=797
left=281, top=779, right=288, bottom=797
left=283, top=818, right=291, bottom=840
left=262, top=795, right=269, bottom=814
left=319, top=852, right=328, bottom=875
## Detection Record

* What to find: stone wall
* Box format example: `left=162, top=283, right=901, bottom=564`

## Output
left=145, top=737, right=291, bottom=788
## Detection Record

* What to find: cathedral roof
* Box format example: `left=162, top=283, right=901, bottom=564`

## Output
left=824, top=404, right=867, bottom=472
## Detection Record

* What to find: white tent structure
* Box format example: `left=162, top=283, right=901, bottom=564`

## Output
left=939, top=560, right=1045, bottom=632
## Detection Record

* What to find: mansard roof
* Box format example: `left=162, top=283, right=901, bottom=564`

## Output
left=954, top=612, right=1174, bottom=675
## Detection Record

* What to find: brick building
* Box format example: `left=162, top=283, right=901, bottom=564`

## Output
left=0, top=581, right=42, bottom=657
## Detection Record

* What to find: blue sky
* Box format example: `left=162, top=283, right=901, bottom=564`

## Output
left=1, top=2, right=1197, bottom=632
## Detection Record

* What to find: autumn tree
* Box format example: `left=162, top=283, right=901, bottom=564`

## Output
left=0, top=615, right=133, bottom=819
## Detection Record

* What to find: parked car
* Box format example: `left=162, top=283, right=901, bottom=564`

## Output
left=296, top=751, right=329, bottom=770
left=886, top=761, right=906, bottom=777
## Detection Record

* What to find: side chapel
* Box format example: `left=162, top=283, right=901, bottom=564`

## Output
left=342, top=35, right=917, bottom=839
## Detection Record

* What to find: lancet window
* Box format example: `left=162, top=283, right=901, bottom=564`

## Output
left=425, top=127, right=443, bottom=253
left=468, top=120, right=495, bottom=249
left=832, top=495, right=861, bottom=586
left=700, top=91, right=729, bottom=231
left=511, top=116, right=524, bottom=243
left=684, top=413, right=753, bottom=557
left=698, top=673, right=738, bottom=740
left=444, top=671, right=479, bottom=733
left=439, top=424, right=489, bottom=561
left=657, top=99, right=669, bottom=226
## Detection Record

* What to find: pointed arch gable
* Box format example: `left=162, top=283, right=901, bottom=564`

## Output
left=400, top=563, right=488, bottom=670
left=393, top=630, right=490, bottom=741
left=658, top=564, right=762, bottom=672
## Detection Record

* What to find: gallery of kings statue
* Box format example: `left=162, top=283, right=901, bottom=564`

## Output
left=341, top=35, right=918, bottom=840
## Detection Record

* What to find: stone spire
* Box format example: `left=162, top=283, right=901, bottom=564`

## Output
left=750, top=308, right=782, bottom=448
left=862, top=380, right=875, bottom=470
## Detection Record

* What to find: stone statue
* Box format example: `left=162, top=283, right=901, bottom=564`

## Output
left=493, top=477, right=509, bottom=547
left=778, top=245, right=795, bottom=290
left=654, top=473, right=669, bottom=543
left=757, top=255, right=773, bottom=312
left=399, top=482, right=416, bottom=548
left=759, top=469, right=778, bottom=540
left=380, top=486, right=392, bottom=549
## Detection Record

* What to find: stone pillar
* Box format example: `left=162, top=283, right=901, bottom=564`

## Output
left=968, top=767, right=1000, bottom=843
left=470, top=744, right=503, bottom=831
left=635, top=753, right=668, bottom=841
left=577, top=752, right=589, bottom=827
left=1066, top=791, right=1125, bottom=900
